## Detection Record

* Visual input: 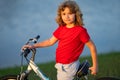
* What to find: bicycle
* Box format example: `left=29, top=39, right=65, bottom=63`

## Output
left=0, top=35, right=120, bottom=80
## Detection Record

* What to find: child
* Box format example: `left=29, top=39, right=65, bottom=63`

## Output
left=22, top=0, right=98, bottom=80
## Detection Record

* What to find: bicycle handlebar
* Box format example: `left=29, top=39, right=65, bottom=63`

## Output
left=21, top=35, right=40, bottom=57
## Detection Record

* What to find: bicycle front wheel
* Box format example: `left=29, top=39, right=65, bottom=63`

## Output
left=0, top=75, right=17, bottom=80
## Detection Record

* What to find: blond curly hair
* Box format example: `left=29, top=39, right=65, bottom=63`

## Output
left=56, top=0, right=84, bottom=26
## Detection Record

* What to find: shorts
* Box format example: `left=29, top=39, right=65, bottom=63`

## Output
left=55, top=60, right=80, bottom=80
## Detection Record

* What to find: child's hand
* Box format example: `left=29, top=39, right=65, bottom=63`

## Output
left=89, top=66, right=98, bottom=75
left=22, top=45, right=34, bottom=50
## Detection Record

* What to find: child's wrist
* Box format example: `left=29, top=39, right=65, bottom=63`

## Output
left=31, top=45, right=35, bottom=49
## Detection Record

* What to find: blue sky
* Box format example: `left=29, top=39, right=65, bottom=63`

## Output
left=0, top=0, right=120, bottom=68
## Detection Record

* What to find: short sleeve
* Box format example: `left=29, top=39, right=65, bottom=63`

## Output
left=53, top=27, right=61, bottom=39
left=79, top=28, right=90, bottom=43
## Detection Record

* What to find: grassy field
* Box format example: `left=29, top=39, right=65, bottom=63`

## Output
left=0, top=52, right=120, bottom=80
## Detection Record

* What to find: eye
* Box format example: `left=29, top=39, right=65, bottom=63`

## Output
left=62, top=13, right=66, bottom=15
left=61, top=13, right=66, bottom=17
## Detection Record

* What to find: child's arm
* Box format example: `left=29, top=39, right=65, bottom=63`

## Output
left=85, top=39, right=98, bottom=75
left=22, top=36, right=58, bottom=49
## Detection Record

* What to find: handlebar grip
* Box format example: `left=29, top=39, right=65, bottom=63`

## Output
left=33, top=35, right=40, bottom=43
left=35, top=35, right=40, bottom=40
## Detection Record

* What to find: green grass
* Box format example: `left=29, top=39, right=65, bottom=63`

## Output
left=0, top=52, right=120, bottom=80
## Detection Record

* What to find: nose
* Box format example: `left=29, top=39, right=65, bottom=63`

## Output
left=65, top=14, right=69, bottom=19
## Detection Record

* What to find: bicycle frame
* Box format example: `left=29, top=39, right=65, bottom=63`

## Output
left=24, top=50, right=49, bottom=80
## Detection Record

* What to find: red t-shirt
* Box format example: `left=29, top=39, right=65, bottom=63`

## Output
left=53, top=26, right=90, bottom=64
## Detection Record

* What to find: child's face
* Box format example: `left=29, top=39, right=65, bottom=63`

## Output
left=61, top=7, right=75, bottom=26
